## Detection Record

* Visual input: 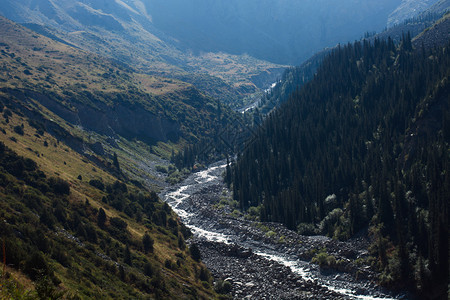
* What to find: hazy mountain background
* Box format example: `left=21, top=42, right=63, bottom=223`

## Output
left=0, top=0, right=448, bottom=299
left=388, top=0, right=443, bottom=26
left=0, top=0, right=441, bottom=103
left=146, top=0, right=440, bottom=65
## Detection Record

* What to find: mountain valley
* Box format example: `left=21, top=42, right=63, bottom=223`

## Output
left=0, top=1, right=449, bottom=299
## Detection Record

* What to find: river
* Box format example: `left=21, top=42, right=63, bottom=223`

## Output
left=160, top=162, right=404, bottom=299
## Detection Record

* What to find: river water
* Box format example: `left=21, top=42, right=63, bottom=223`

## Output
left=160, top=162, right=402, bottom=299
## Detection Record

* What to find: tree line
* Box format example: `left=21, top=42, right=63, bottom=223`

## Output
left=229, top=36, right=449, bottom=297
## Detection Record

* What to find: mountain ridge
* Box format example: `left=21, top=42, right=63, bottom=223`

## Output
left=0, top=0, right=284, bottom=106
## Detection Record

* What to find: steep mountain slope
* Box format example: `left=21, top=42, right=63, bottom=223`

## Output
left=230, top=34, right=449, bottom=298
left=0, top=0, right=284, bottom=106
left=255, top=4, right=449, bottom=115
left=0, top=16, right=229, bottom=299
left=0, top=15, right=233, bottom=145
left=0, top=96, right=217, bottom=299
left=387, top=0, right=440, bottom=27
left=413, top=12, right=450, bottom=48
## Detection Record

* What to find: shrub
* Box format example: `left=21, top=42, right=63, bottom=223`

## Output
left=189, top=243, right=201, bottom=262
left=312, top=249, right=336, bottom=268
left=144, top=262, right=154, bottom=277
left=155, top=165, right=168, bottom=174
left=297, top=223, right=319, bottom=236
left=110, top=217, right=127, bottom=229
left=142, top=233, right=154, bottom=254
left=24, top=251, right=50, bottom=280
left=215, top=279, right=232, bottom=294
left=89, top=179, right=104, bottom=191
left=13, top=125, right=24, bottom=136
left=48, top=177, right=70, bottom=195
left=97, top=208, right=106, bottom=228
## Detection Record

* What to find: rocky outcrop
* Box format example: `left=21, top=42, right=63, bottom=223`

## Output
left=6, top=88, right=181, bottom=144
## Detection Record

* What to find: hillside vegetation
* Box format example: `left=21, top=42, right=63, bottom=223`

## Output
left=0, top=16, right=233, bottom=146
left=0, top=15, right=235, bottom=299
left=0, top=107, right=218, bottom=298
left=255, top=7, right=449, bottom=117
left=0, top=0, right=284, bottom=106
left=230, top=36, right=449, bottom=298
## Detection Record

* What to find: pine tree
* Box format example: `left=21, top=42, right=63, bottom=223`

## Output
left=142, top=233, right=154, bottom=254
left=124, top=244, right=132, bottom=266
left=97, top=207, right=106, bottom=228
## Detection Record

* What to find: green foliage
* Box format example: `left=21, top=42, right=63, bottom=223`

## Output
left=89, top=179, right=104, bottom=191
left=97, top=207, right=106, bottom=228
left=155, top=165, right=168, bottom=174
left=13, top=124, right=24, bottom=135
left=142, top=233, right=154, bottom=254
left=296, top=223, right=319, bottom=236
left=35, top=276, right=65, bottom=300
left=48, top=177, right=70, bottom=195
left=311, top=249, right=337, bottom=268
left=0, top=142, right=215, bottom=298
left=189, top=243, right=201, bottom=262
left=231, top=37, right=450, bottom=295
left=214, top=279, right=232, bottom=294
left=0, top=272, right=36, bottom=300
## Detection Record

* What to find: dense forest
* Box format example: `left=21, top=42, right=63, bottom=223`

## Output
left=229, top=36, right=449, bottom=297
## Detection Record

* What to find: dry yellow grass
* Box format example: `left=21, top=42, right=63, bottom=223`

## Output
left=0, top=16, right=191, bottom=99
left=0, top=112, right=195, bottom=271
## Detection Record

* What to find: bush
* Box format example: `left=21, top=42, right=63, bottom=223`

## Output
left=144, top=262, right=154, bottom=277
left=155, top=165, right=168, bottom=174
left=110, top=217, right=127, bottom=229
left=48, top=177, right=70, bottom=195
left=142, top=233, right=154, bottom=254
left=215, top=279, right=232, bottom=294
left=189, top=243, right=201, bottom=262
left=24, top=251, right=50, bottom=280
left=312, top=249, right=336, bottom=268
left=297, top=223, right=319, bottom=236
left=13, top=125, right=24, bottom=136
left=97, top=208, right=106, bottom=228
left=89, top=179, right=104, bottom=191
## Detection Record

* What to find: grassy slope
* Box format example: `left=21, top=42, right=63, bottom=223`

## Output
left=0, top=15, right=223, bottom=140
left=18, top=13, right=284, bottom=106
left=0, top=106, right=217, bottom=299
left=0, top=15, right=224, bottom=299
left=0, top=15, right=239, bottom=185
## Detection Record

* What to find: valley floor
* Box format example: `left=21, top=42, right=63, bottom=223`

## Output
left=159, top=162, right=405, bottom=299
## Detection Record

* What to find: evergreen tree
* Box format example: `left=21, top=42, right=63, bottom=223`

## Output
left=97, top=207, right=106, bottom=228
left=142, top=233, right=154, bottom=254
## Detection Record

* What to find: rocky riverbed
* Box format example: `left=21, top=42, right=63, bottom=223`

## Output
left=160, top=161, right=404, bottom=299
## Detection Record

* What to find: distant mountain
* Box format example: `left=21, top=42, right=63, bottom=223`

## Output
left=2, top=0, right=442, bottom=104
left=146, top=0, right=403, bottom=65
left=0, top=0, right=285, bottom=106
left=0, top=15, right=238, bottom=154
left=387, top=0, right=441, bottom=27
left=255, top=2, right=449, bottom=115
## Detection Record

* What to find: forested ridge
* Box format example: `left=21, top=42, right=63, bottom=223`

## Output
left=229, top=36, right=449, bottom=297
